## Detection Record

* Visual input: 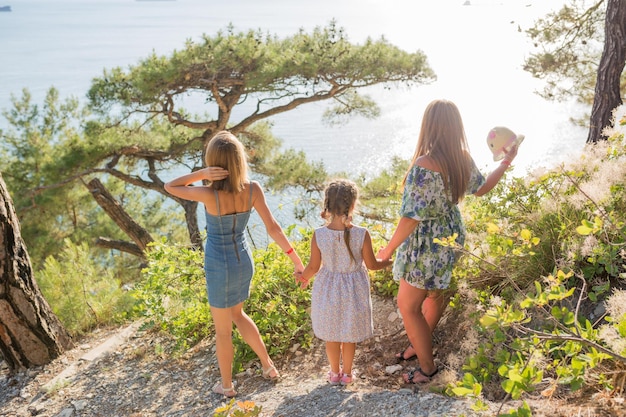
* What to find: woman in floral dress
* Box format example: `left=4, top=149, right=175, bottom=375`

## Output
left=377, top=99, right=519, bottom=384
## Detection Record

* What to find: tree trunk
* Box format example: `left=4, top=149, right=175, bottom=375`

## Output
left=181, top=199, right=203, bottom=250
left=85, top=178, right=154, bottom=255
left=587, top=0, right=626, bottom=143
left=0, top=174, right=73, bottom=372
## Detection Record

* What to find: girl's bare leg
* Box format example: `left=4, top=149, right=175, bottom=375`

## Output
left=325, top=341, right=342, bottom=374
left=340, top=342, right=356, bottom=375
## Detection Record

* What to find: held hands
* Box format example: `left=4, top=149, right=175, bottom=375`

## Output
left=293, top=271, right=310, bottom=289
left=293, top=262, right=307, bottom=289
left=377, top=246, right=393, bottom=263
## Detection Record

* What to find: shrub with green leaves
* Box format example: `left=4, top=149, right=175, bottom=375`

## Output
left=238, top=227, right=313, bottom=367
left=38, top=239, right=136, bottom=336
left=136, top=237, right=212, bottom=351
left=444, top=106, right=626, bottom=413
left=135, top=219, right=396, bottom=371
left=136, top=228, right=314, bottom=367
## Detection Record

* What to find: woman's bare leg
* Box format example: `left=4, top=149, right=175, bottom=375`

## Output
left=210, top=306, right=235, bottom=389
left=396, top=279, right=437, bottom=377
left=230, top=303, right=277, bottom=376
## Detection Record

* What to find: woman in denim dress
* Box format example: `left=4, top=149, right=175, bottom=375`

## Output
left=166, top=131, right=304, bottom=397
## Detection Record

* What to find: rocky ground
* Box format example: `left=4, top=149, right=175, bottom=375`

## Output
left=0, top=295, right=624, bottom=417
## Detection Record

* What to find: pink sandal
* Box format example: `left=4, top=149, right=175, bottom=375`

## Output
left=340, top=371, right=354, bottom=386
left=327, top=370, right=342, bottom=385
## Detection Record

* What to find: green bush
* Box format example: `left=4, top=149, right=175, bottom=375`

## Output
left=136, top=228, right=314, bottom=367
left=136, top=237, right=212, bottom=351
left=135, top=221, right=396, bottom=370
left=444, top=109, right=626, bottom=413
left=38, top=239, right=136, bottom=336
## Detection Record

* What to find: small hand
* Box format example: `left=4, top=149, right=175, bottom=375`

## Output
left=503, top=144, right=518, bottom=162
left=205, top=166, right=229, bottom=181
left=294, top=271, right=309, bottom=289
left=377, top=247, right=390, bottom=261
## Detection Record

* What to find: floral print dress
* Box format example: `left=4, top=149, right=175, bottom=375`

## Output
left=392, top=162, right=485, bottom=290
left=311, top=225, right=373, bottom=343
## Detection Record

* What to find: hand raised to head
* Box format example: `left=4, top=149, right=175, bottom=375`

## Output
left=204, top=166, right=229, bottom=181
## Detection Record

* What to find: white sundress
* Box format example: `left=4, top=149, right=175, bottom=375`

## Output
left=310, top=225, right=374, bottom=343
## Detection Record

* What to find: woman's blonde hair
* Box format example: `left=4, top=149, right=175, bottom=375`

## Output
left=321, top=179, right=359, bottom=263
left=204, top=130, right=248, bottom=193
left=405, top=99, right=472, bottom=204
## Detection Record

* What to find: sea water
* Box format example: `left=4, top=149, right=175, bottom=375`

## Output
left=0, top=0, right=588, bottom=241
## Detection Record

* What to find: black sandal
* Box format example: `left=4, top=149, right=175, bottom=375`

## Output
left=395, top=346, right=417, bottom=363
left=403, top=366, right=439, bottom=384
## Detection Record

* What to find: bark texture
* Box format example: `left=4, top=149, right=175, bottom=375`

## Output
left=587, top=0, right=626, bottom=143
left=85, top=178, right=154, bottom=256
left=0, top=174, right=73, bottom=372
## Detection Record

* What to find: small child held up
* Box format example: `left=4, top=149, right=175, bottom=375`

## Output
left=295, top=179, right=392, bottom=386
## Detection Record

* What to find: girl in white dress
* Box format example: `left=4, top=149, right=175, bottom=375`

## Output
left=296, top=179, right=392, bottom=385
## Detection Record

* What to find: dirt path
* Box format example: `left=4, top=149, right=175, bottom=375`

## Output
left=0, top=296, right=621, bottom=417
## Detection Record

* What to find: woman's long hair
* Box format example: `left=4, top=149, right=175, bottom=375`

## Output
left=204, top=131, right=248, bottom=193
left=405, top=99, right=472, bottom=204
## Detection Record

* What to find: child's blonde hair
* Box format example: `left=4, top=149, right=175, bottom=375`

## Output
left=406, top=99, right=473, bottom=204
left=322, top=179, right=359, bottom=263
left=205, top=131, right=248, bottom=193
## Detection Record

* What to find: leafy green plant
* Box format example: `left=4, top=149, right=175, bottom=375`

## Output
left=136, top=228, right=315, bottom=365
left=135, top=237, right=211, bottom=351
left=443, top=110, right=626, bottom=415
left=366, top=222, right=397, bottom=297
left=37, top=239, right=136, bottom=335
left=238, top=228, right=314, bottom=368
left=134, top=220, right=396, bottom=370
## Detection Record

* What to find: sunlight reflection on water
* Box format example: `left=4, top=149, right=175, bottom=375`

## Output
left=0, top=0, right=589, bottom=246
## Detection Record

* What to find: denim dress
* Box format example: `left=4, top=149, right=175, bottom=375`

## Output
left=203, top=187, right=254, bottom=308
